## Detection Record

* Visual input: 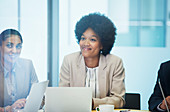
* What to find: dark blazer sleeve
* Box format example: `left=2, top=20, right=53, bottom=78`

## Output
left=148, top=75, right=163, bottom=111
left=148, top=61, right=170, bottom=111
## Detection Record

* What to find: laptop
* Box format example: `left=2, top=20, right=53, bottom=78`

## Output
left=19, top=80, right=49, bottom=112
left=45, top=87, right=92, bottom=112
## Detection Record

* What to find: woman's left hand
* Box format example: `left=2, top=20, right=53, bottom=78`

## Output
left=11, top=98, right=26, bottom=109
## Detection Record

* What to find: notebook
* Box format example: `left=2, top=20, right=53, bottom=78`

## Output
left=17, top=80, right=49, bottom=112
left=45, top=87, right=92, bottom=112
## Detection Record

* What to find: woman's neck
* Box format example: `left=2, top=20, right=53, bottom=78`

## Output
left=84, top=55, right=100, bottom=68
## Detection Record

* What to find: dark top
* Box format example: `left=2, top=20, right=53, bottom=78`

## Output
left=148, top=60, right=170, bottom=112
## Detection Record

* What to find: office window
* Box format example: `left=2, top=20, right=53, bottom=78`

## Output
left=108, top=0, right=167, bottom=47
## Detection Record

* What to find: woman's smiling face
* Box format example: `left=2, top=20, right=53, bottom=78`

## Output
left=79, top=28, right=103, bottom=59
left=0, top=35, right=22, bottom=64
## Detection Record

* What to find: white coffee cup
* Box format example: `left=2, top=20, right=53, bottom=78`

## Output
left=96, top=104, right=114, bottom=112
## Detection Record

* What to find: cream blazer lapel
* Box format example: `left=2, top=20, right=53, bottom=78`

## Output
left=75, top=53, right=86, bottom=87
left=98, top=54, right=107, bottom=98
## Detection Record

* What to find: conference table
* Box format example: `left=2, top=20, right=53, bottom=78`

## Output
left=38, top=109, right=150, bottom=112
left=91, top=109, right=150, bottom=112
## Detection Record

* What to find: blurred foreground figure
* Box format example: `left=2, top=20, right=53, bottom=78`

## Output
left=0, top=29, right=38, bottom=112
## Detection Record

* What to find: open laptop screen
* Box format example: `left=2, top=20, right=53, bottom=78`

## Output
left=24, top=80, right=49, bottom=112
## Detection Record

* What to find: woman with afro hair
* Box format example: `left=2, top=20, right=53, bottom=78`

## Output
left=59, top=13, right=125, bottom=109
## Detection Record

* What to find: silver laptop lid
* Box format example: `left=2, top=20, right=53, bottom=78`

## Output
left=24, top=80, right=49, bottom=112
left=45, top=87, right=92, bottom=112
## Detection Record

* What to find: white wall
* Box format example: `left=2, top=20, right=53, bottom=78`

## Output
left=0, top=0, right=18, bottom=32
left=20, top=0, right=47, bottom=81
left=59, top=0, right=170, bottom=110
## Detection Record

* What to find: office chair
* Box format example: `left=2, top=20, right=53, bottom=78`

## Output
left=123, top=93, right=140, bottom=110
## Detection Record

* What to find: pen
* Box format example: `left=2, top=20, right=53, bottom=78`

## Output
left=120, top=109, right=130, bottom=112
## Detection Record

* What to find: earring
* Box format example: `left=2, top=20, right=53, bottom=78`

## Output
left=100, top=49, right=103, bottom=53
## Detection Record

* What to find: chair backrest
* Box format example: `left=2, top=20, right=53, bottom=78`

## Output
left=123, top=93, right=140, bottom=110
